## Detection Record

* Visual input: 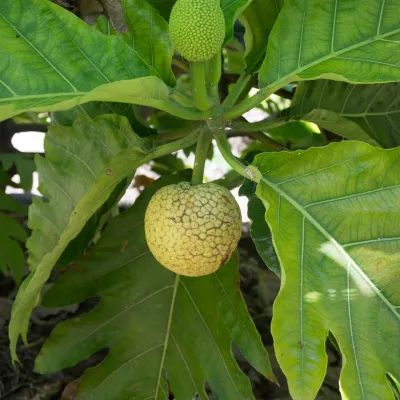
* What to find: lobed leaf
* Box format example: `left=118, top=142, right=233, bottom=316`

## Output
left=8, top=114, right=162, bottom=362
left=36, top=173, right=275, bottom=400
left=253, top=142, right=400, bottom=399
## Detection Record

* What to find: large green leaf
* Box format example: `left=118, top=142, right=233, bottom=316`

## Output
left=35, top=173, right=275, bottom=400
left=259, top=0, right=400, bottom=88
left=252, top=142, right=400, bottom=399
left=51, top=2, right=170, bottom=133
left=0, top=0, right=196, bottom=121
left=241, top=0, right=283, bottom=73
left=119, top=0, right=175, bottom=86
left=27, top=114, right=146, bottom=270
left=289, top=80, right=400, bottom=148
left=9, top=115, right=197, bottom=362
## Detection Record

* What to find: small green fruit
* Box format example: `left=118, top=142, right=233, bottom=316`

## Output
left=169, top=0, right=225, bottom=62
left=144, top=182, right=242, bottom=276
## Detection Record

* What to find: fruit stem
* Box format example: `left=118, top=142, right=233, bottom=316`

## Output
left=191, top=61, right=213, bottom=111
left=214, top=129, right=261, bottom=182
left=206, top=52, right=222, bottom=102
left=192, top=129, right=212, bottom=185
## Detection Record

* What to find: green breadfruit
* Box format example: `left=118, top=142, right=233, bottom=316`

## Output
left=144, top=182, right=242, bottom=276
left=169, top=0, right=225, bottom=62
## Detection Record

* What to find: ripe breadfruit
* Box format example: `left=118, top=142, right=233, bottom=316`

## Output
left=169, top=0, right=225, bottom=62
left=144, top=182, right=242, bottom=276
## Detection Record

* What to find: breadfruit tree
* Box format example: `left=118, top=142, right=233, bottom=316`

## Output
left=2, top=0, right=400, bottom=399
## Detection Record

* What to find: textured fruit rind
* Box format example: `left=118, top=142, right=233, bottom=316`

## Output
left=169, top=0, right=225, bottom=62
left=144, top=182, right=242, bottom=276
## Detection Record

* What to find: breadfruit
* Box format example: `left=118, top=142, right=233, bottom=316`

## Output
left=169, top=0, right=225, bottom=62
left=145, top=182, right=242, bottom=276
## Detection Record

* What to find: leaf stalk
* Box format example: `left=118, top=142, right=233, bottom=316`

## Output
left=191, top=129, right=213, bottom=185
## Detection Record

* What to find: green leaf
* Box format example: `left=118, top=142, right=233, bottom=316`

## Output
left=0, top=191, right=27, bottom=215
left=0, top=192, right=27, bottom=283
left=0, top=235, right=25, bottom=284
left=145, top=0, right=174, bottom=21
left=0, top=0, right=188, bottom=121
left=252, top=142, right=400, bottom=399
left=35, top=173, right=275, bottom=399
left=94, top=15, right=112, bottom=35
left=0, top=153, right=36, bottom=190
left=50, top=7, right=162, bottom=135
left=27, top=114, right=146, bottom=269
left=268, top=120, right=324, bottom=149
left=221, top=0, right=252, bottom=45
left=223, top=38, right=246, bottom=75
left=52, top=100, right=156, bottom=137
left=240, top=180, right=280, bottom=276
left=241, top=0, right=283, bottom=73
left=259, top=0, right=400, bottom=88
left=9, top=114, right=198, bottom=363
left=119, top=0, right=175, bottom=86
left=289, top=80, right=400, bottom=148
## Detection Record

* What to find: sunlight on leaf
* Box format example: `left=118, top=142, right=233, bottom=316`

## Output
left=253, top=142, right=400, bottom=399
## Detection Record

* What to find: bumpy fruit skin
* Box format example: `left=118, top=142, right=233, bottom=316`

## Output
left=169, top=0, right=225, bottom=62
left=145, top=182, right=242, bottom=276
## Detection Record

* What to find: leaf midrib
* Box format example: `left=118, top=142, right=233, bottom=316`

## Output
left=265, top=25, right=400, bottom=88
left=260, top=174, right=400, bottom=322
left=0, top=92, right=86, bottom=103
left=154, top=275, right=180, bottom=399
left=0, top=9, right=78, bottom=93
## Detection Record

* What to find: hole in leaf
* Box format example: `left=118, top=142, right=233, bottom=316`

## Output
left=61, top=347, right=109, bottom=380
